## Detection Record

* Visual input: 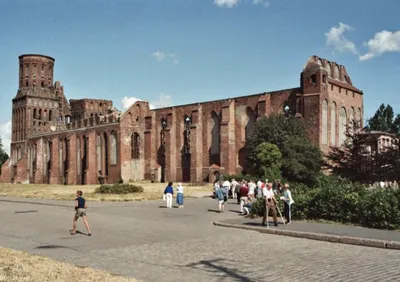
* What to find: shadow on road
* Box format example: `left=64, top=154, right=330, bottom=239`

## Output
left=14, top=210, right=38, bottom=213
left=186, top=258, right=256, bottom=282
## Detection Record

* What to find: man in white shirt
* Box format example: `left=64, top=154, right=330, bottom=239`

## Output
left=231, top=179, right=238, bottom=199
left=248, top=180, right=256, bottom=196
left=262, top=183, right=278, bottom=227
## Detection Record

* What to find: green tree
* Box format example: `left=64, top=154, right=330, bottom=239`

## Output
left=391, top=114, right=400, bottom=136
left=255, top=142, right=282, bottom=180
left=247, top=114, right=323, bottom=185
left=0, top=137, right=9, bottom=174
left=367, top=104, right=394, bottom=132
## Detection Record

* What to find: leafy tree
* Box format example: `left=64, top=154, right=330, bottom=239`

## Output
left=367, top=104, right=394, bottom=132
left=328, top=123, right=400, bottom=183
left=247, top=114, right=323, bottom=186
left=391, top=114, right=400, bottom=136
left=255, top=142, right=282, bottom=180
left=0, top=137, right=9, bottom=174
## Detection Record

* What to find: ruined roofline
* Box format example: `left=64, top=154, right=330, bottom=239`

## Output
left=148, top=86, right=301, bottom=111
left=19, top=54, right=55, bottom=61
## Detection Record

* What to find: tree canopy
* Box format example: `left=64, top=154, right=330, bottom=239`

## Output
left=366, top=103, right=400, bottom=136
left=255, top=142, right=282, bottom=181
left=246, top=114, right=323, bottom=185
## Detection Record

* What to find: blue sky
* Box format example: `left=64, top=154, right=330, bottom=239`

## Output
left=1, top=0, right=399, bottom=152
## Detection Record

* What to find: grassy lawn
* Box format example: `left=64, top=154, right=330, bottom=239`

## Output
left=0, top=246, right=136, bottom=282
left=0, top=182, right=212, bottom=201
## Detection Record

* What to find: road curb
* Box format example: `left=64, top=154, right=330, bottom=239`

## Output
left=213, top=221, right=399, bottom=250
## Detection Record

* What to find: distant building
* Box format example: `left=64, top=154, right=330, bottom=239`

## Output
left=0, top=54, right=363, bottom=184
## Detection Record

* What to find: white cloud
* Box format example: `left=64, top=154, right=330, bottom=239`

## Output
left=359, top=30, right=400, bottom=61
left=253, top=0, right=270, bottom=8
left=0, top=120, right=11, bottom=154
left=325, top=22, right=357, bottom=54
left=121, top=93, right=173, bottom=111
left=214, top=0, right=240, bottom=8
left=151, top=51, right=179, bottom=64
left=151, top=93, right=173, bottom=109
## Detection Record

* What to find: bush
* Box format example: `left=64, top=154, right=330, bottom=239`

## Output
left=95, top=183, right=144, bottom=194
left=250, top=175, right=400, bottom=230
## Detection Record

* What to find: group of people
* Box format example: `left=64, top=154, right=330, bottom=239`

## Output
left=163, top=182, right=185, bottom=208
left=70, top=178, right=293, bottom=236
left=214, top=178, right=294, bottom=226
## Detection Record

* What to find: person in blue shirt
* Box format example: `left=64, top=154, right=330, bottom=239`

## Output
left=164, top=182, right=174, bottom=208
left=280, top=183, right=294, bottom=224
left=71, top=190, right=91, bottom=236
left=215, top=184, right=225, bottom=213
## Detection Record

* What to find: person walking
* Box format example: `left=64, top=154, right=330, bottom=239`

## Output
left=239, top=183, right=249, bottom=213
left=280, top=183, right=294, bottom=224
left=164, top=182, right=174, bottom=208
left=215, top=185, right=225, bottom=213
left=71, top=190, right=91, bottom=236
left=176, top=183, right=184, bottom=208
left=262, top=183, right=278, bottom=227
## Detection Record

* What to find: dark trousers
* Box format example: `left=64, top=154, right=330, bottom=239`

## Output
left=284, top=202, right=291, bottom=222
left=262, top=199, right=277, bottom=224
left=236, top=192, right=240, bottom=204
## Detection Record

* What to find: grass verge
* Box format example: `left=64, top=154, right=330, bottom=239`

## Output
left=0, top=182, right=212, bottom=202
left=0, top=246, right=136, bottom=282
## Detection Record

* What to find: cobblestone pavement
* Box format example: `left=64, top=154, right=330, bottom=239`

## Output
left=1, top=197, right=400, bottom=281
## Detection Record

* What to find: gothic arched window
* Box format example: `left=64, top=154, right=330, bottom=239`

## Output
left=339, top=107, right=347, bottom=146
left=110, top=132, right=117, bottom=165
left=322, top=100, right=328, bottom=145
left=96, top=135, right=102, bottom=173
left=132, top=132, right=140, bottom=159
left=330, top=102, right=337, bottom=146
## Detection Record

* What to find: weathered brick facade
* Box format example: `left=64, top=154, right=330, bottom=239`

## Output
left=0, top=54, right=363, bottom=184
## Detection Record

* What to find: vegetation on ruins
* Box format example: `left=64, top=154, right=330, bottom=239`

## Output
left=225, top=109, right=400, bottom=230
left=95, top=183, right=144, bottom=194
left=246, top=114, right=323, bottom=186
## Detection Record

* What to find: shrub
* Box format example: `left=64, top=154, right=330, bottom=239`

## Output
left=250, top=175, right=400, bottom=230
left=95, top=183, right=144, bottom=194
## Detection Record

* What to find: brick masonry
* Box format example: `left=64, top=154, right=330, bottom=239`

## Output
left=0, top=55, right=363, bottom=184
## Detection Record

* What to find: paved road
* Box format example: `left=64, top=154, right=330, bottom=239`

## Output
left=0, top=197, right=400, bottom=281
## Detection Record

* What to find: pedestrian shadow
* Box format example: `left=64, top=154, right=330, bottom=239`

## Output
left=229, top=210, right=242, bottom=214
left=186, top=258, right=256, bottom=282
left=68, top=230, right=90, bottom=236
left=207, top=209, right=221, bottom=213
left=14, top=210, right=38, bottom=213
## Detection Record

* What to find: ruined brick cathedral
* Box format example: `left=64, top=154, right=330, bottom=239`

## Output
left=0, top=54, right=363, bottom=184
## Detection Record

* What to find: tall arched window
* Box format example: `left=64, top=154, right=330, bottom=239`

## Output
left=96, top=135, right=102, bottom=173
left=76, top=137, right=81, bottom=176
left=339, top=107, right=347, bottom=146
left=33, top=108, right=37, bottom=119
left=59, top=140, right=63, bottom=176
left=210, top=111, right=221, bottom=165
left=210, top=112, right=220, bottom=155
left=132, top=132, right=140, bottom=159
left=330, top=102, right=337, bottom=146
left=349, top=107, right=355, bottom=136
left=322, top=100, right=328, bottom=145
left=110, top=132, right=117, bottom=165
left=245, top=107, right=256, bottom=141
left=38, top=109, right=42, bottom=120
left=357, top=108, right=362, bottom=127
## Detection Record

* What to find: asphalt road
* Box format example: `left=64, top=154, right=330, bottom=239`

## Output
left=0, top=197, right=400, bottom=282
